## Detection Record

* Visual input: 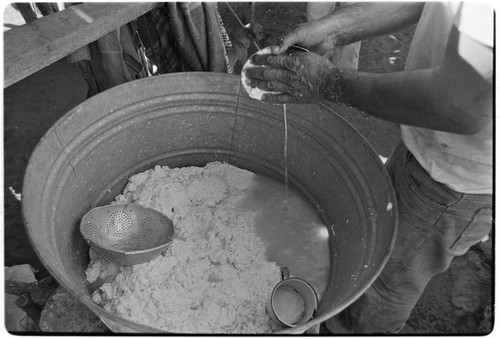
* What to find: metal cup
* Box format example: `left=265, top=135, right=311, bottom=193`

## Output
left=268, top=267, right=318, bottom=328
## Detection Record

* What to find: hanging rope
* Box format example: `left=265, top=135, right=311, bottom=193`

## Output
left=250, top=2, right=256, bottom=26
left=225, top=2, right=245, bottom=27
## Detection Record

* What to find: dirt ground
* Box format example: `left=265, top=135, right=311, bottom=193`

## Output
left=3, top=2, right=493, bottom=334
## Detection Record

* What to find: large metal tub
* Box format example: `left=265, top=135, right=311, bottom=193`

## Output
left=22, top=72, right=397, bottom=333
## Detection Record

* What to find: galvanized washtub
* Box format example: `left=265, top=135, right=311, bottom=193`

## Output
left=22, top=72, right=397, bottom=334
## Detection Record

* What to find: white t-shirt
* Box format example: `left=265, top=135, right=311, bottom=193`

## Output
left=400, top=2, right=494, bottom=194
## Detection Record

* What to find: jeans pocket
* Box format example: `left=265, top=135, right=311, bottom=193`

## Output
left=405, top=157, right=461, bottom=208
left=450, top=208, right=492, bottom=254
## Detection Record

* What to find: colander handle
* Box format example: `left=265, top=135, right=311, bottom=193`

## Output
left=280, top=266, right=290, bottom=280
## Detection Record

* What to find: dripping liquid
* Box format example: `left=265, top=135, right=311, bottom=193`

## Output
left=283, top=103, right=288, bottom=208
left=238, top=173, right=331, bottom=298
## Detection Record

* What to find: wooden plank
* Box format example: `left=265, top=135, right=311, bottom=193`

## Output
left=3, top=2, right=159, bottom=88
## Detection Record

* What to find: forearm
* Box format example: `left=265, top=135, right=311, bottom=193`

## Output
left=326, top=66, right=490, bottom=135
left=321, top=12, right=493, bottom=136
left=333, top=69, right=441, bottom=128
left=322, top=2, right=424, bottom=46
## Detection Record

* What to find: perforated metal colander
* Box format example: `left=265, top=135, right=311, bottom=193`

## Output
left=80, top=204, right=174, bottom=265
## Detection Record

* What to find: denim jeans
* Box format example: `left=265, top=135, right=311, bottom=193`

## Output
left=346, top=142, right=493, bottom=333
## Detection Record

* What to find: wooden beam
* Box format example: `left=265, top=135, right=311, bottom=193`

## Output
left=3, top=2, right=159, bottom=88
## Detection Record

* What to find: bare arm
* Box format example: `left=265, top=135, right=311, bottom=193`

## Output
left=330, top=25, right=492, bottom=134
left=246, top=2, right=492, bottom=135
left=247, top=25, right=492, bottom=135
left=272, top=2, right=424, bottom=53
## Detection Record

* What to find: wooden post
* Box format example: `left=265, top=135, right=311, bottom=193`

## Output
left=4, top=2, right=159, bottom=88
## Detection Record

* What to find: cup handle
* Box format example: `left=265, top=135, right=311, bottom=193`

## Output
left=280, top=266, right=290, bottom=280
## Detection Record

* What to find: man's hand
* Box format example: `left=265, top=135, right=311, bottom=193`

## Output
left=269, top=19, right=338, bottom=55
left=244, top=52, right=338, bottom=104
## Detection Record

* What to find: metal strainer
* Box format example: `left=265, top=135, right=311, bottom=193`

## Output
left=80, top=204, right=174, bottom=265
